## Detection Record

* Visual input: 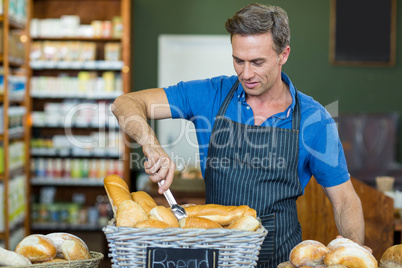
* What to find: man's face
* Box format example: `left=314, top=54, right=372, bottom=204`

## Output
left=231, top=32, right=290, bottom=98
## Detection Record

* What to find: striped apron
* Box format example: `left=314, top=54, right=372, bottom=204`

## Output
left=204, top=80, right=303, bottom=267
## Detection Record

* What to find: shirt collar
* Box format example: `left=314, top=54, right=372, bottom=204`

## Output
left=235, top=72, right=296, bottom=119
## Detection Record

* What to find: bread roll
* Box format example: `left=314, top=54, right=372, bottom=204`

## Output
left=184, top=204, right=257, bottom=226
left=61, top=239, right=91, bottom=261
left=104, top=174, right=132, bottom=215
left=289, top=240, right=329, bottom=267
left=116, top=199, right=148, bottom=227
left=0, top=246, right=32, bottom=266
left=135, top=219, right=170, bottom=229
left=379, top=244, right=402, bottom=268
left=324, top=243, right=378, bottom=268
left=227, top=215, right=260, bottom=231
left=179, top=216, right=223, bottom=229
left=149, top=206, right=179, bottom=228
left=15, top=234, right=57, bottom=262
left=46, top=232, right=89, bottom=259
left=131, top=191, right=157, bottom=215
left=327, top=237, right=357, bottom=250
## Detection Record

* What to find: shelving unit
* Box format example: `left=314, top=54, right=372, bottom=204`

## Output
left=28, top=0, right=131, bottom=241
left=0, top=0, right=31, bottom=249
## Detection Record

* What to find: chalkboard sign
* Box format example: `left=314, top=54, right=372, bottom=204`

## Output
left=146, top=247, right=219, bottom=268
left=329, top=0, right=396, bottom=66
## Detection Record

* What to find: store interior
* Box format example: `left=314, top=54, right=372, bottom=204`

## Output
left=1, top=0, right=402, bottom=267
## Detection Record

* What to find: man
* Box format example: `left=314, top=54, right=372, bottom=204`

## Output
left=112, top=3, right=366, bottom=267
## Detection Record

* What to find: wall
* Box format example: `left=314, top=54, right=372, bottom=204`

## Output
left=132, top=0, right=402, bottom=161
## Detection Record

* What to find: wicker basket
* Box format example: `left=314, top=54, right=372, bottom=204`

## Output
left=5, top=251, right=104, bottom=268
left=103, top=219, right=268, bottom=267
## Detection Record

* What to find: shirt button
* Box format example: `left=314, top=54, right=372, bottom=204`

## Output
left=246, top=106, right=250, bottom=110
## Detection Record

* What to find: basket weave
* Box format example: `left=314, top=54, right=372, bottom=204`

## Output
left=5, top=251, right=103, bottom=268
left=103, top=220, right=268, bottom=267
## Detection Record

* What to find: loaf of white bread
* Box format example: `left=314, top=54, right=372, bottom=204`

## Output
left=0, top=246, right=32, bottom=266
left=13, top=232, right=91, bottom=264
left=104, top=174, right=260, bottom=230
left=379, top=244, right=402, bottom=268
left=283, top=237, right=378, bottom=268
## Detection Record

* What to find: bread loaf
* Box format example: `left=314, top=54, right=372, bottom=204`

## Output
left=61, top=239, right=91, bottom=261
left=277, top=261, right=295, bottom=268
left=184, top=204, right=257, bottom=226
left=116, top=199, right=148, bottom=227
left=0, top=246, right=32, bottom=266
left=149, top=206, right=179, bottom=228
left=135, top=219, right=170, bottom=229
left=131, top=191, right=157, bottom=215
left=289, top=240, right=329, bottom=267
left=324, top=243, right=378, bottom=268
left=46, top=232, right=89, bottom=259
left=15, top=234, right=57, bottom=262
left=104, top=174, right=133, bottom=215
left=379, top=244, right=402, bottom=268
left=327, top=237, right=357, bottom=250
left=179, top=216, right=223, bottom=229
left=227, top=215, right=260, bottom=231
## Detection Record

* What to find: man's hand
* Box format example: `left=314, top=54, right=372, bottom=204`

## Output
left=143, top=144, right=176, bottom=194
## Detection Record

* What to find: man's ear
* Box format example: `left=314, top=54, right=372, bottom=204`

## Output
left=279, top=46, right=291, bottom=65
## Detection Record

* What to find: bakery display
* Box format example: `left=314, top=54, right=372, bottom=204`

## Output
left=379, top=244, right=402, bottom=268
left=279, top=237, right=378, bottom=268
left=1, top=232, right=94, bottom=266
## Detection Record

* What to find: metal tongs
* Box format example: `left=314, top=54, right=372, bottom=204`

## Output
left=158, top=180, right=188, bottom=221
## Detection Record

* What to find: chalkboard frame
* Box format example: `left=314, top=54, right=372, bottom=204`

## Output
left=329, top=0, right=397, bottom=67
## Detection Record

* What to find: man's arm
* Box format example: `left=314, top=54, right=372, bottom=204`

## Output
left=111, top=88, right=175, bottom=193
left=322, top=180, right=365, bottom=245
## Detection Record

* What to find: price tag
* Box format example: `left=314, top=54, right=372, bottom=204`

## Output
left=146, top=247, right=219, bottom=268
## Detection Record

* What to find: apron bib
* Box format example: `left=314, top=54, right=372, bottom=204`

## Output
left=204, top=80, right=303, bottom=267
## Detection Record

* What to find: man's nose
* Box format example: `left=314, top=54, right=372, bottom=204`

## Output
left=243, top=63, right=254, bottom=79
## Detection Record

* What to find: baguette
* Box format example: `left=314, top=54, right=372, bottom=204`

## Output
left=179, top=216, right=222, bottom=229
left=116, top=199, right=148, bottom=227
left=131, top=191, right=157, bottom=215
left=15, top=234, right=57, bottom=262
left=0, top=246, right=32, bottom=266
left=149, top=206, right=179, bottom=228
left=227, top=215, right=260, bottom=231
left=135, top=219, right=170, bottom=229
left=104, top=174, right=132, bottom=215
left=184, top=204, right=257, bottom=226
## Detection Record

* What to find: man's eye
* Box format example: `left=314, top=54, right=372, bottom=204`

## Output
left=253, top=61, right=263, bottom=66
left=235, top=59, right=244, bottom=64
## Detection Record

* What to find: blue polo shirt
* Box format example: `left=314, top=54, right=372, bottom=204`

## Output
left=164, top=72, right=350, bottom=190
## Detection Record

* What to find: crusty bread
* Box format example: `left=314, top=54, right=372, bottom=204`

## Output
left=135, top=219, right=170, bottom=229
left=380, top=244, right=402, bottom=268
left=131, top=191, right=157, bottom=215
left=327, top=237, right=357, bottom=250
left=15, top=234, right=57, bottom=262
left=0, top=246, right=32, bottom=266
left=149, top=206, right=180, bottom=228
left=179, top=216, right=223, bottom=229
left=227, top=215, right=260, bottom=231
left=289, top=240, right=329, bottom=267
left=324, top=243, right=378, bottom=268
left=104, top=174, right=133, bottom=215
left=61, top=239, right=91, bottom=261
left=40, top=258, right=67, bottom=263
left=116, top=199, right=148, bottom=227
left=184, top=204, right=257, bottom=226
left=46, top=232, right=89, bottom=259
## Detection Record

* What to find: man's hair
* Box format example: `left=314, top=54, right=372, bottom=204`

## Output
left=225, top=3, right=290, bottom=54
